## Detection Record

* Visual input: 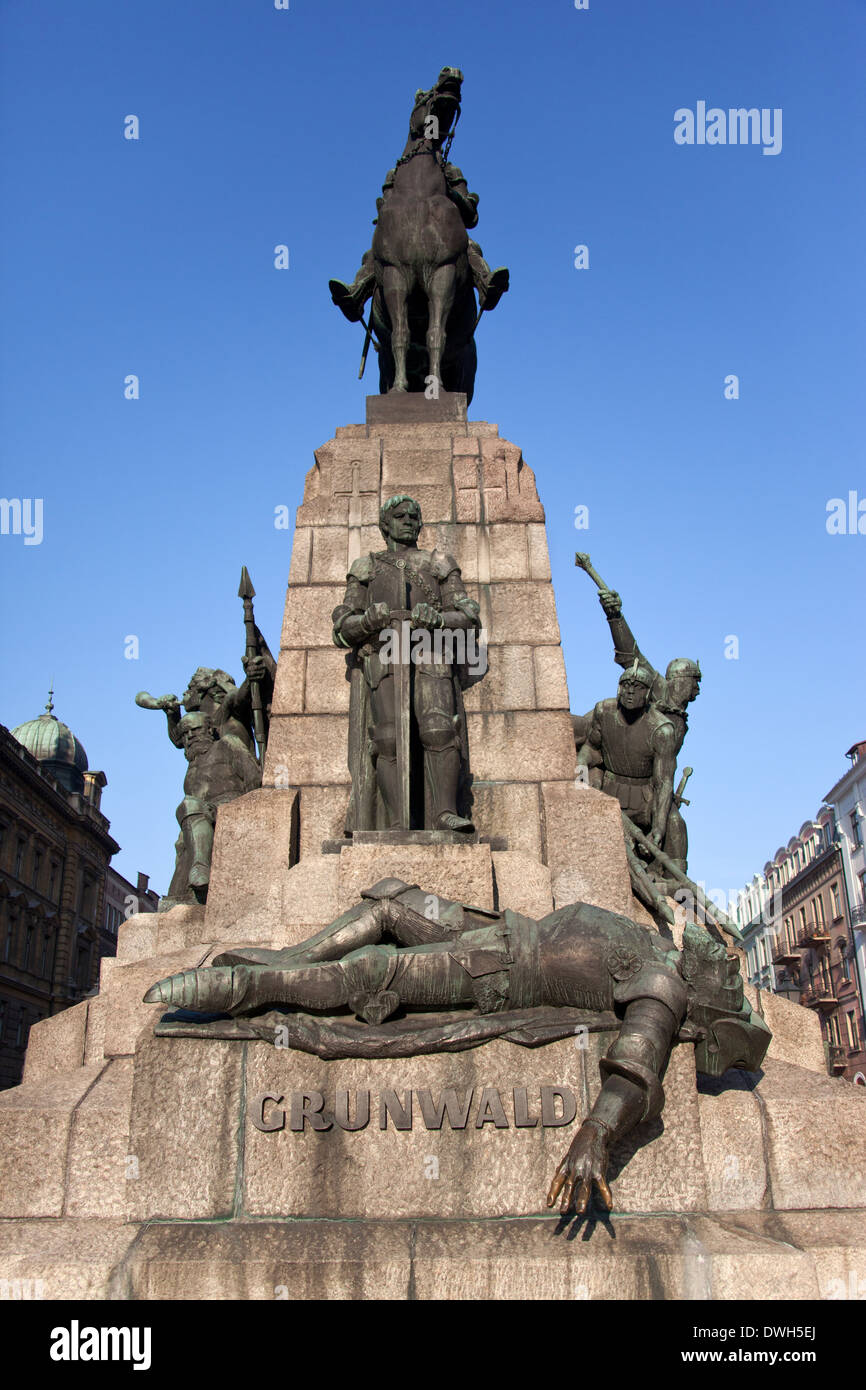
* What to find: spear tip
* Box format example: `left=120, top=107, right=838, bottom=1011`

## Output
left=238, top=565, right=256, bottom=600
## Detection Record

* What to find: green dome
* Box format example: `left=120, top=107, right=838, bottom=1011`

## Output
left=12, top=697, right=88, bottom=794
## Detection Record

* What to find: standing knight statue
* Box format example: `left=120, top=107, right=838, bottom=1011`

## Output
left=332, top=494, right=483, bottom=834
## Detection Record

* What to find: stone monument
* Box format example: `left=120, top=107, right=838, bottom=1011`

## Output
left=1, top=66, right=864, bottom=1302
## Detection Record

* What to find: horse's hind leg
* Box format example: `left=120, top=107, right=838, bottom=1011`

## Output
left=381, top=265, right=411, bottom=392
left=426, top=263, right=457, bottom=392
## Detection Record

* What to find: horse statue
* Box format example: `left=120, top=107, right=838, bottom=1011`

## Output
left=329, top=67, right=509, bottom=405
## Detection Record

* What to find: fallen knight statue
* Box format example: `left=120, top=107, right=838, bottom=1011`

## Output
left=145, top=879, right=770, bottom=1218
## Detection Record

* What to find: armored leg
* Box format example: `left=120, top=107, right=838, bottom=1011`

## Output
left=467, top=240, right=509, bottom=311
left=177, top=796, right=216, bottom=893
left=415, top=672, right=473, bottom=831
left=369, top=675, right=400, bottom=826
left=329, top=250, right=376, bottom=323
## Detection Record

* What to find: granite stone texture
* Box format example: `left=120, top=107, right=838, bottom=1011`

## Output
left=125, top=1035, right=245, bottom=1221
left=337, top=841, right=495, bottom=913
left=22, top=999, right=89, bottom=1083
left=0, top=1064, right=106, bottom=1217
left=204, top=787, right=299, bottom=940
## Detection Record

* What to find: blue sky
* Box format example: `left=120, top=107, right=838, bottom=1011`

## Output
left=1, top=0, right=863, bottom=903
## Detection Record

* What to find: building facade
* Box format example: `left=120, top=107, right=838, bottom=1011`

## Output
left=0, top=702, right=158, bottom=1089
left=824, top=740, right=866, bottom=1081
left=736, top=803, right=866, bottom=1084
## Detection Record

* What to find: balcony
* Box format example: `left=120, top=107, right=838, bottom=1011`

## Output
left=802, top=983, right=838, bottom=1011
left=851, top=904, right=866, bottom=928
left=772, top=943, right=801, bottom=967
left=798, top=926, right=830, bottom=949
left=827, top=1044, right=848, bottom=1075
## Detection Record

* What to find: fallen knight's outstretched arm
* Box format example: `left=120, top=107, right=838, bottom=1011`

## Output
left=547, top=966, right=688, bottom=1216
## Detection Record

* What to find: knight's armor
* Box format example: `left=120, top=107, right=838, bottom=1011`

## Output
left=588, top=698, right=675, bottom=826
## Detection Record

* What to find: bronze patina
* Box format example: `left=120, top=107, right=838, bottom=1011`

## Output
left=332, top=494, right=483, bottom=834
left=145, top=878, right=770, bottom=1217
left=329, top=66, right=509, bottom=402
left=136, top=570, right=276, bottom=904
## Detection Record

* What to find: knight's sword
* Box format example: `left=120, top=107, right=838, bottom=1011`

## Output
left=574, top=552, right=610, bottom=592
left=392, top=605, right=413, bottom=829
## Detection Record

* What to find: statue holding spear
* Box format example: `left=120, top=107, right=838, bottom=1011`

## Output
left=135, top=568, right=276, bottom=904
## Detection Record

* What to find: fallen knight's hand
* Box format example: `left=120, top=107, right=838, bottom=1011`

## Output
left=547, top=1117, right=613, bottom=1216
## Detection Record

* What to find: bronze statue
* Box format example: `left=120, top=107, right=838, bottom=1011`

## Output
left=574, top=554, right=700, bottom=878
left=333, top=494, right=483, bottom=834
left=329, top=66, right=509, bottom=402
left=145, top=878, right=771, bottom=1217
left=136, top=569, right=276, bottom=903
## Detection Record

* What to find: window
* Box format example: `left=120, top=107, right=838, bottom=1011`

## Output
left=14, top=838, right=25, bottom=878
left=22, top=925, right=34, bottom=971
left=4, top=913, right=16, bottom=964
left=852, top=813, right=863, bottom=850
left=846, top=1012, right=859, bottom=1050
left=40, top=931, right=51, bottom=977
left=813, top=895, right=826, bottom=927
left=799, top=906, right=808, bottom=936
left=48, top=861, right=59, bottom=901
left=31, top=849, right=42, bottom=890
left=829, top=1014, right=841, bottom=1046
left=860, top=872, right=866, bottom=907
left=819, top=956, right=830, bottom=990
left=830, top=882, right=842, bottom=919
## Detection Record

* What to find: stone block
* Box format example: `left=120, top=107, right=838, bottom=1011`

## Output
left=65, top=1059, right=134, bottom=1218
left=101, top=949, right=214, bottom=1058
left=452, top=434, right=483, bottom=456
left=337, top=841, right=494, bottom=913
left=295, top=495, right=350, bottom=527
left=697, top=1073, right=769, bottom=1211
left=242, top=1035, right=583, bottom=1219
left=126, top=1220, right=414, bottom=1300
left=542, top=782, right=634, bottom=915
left=367, top=390, right=466, bottom=425
left=744, top=984, right=825, bottom=1073
left=462, top=645, right=535, bottom=712
left=533, top=646, right=570, bottom=710
left=419, top=521, right=477, bottom=581
left=271, top=648, right=305, bottom=714
left=411, top=1217, right=690, bottom=1300
left=488, top=524, right=530, bottom=580
left=304, top=648, right=352, bottom=713
left=527, top=524, right=551, bottom=580
left=299, top=785, right=350, bottom=859
left=288, top=527, right=312, bottom=585
left=327, top=441, right=380, bottom=496
left=469, top=782, right=543, bottom=859
left=492, top=851, right=553, bottom=918
left=126, top=1034, right=244, bottom=1221
left=23, top=1000, right=88, bottom=1083
left=0, top=1219, right=142, bottom=1301
left=456, top=489, right=481, bottom=523
left=279, top=584, right=344, bottom=649
left=399, top=483, right=453, bottom=524
left=279, top=856, right=341, bottom=941
left=264, top=715, right=351, bottom=787
left=584, top=1036, right=709, bottom=1214
left=487, top=582, right=561, bottom=645
left=205, top=788, right=299, bottom=939
left=310, top=526, right=349, bottom=583
left=155, top=904, right=208, bottom=955
left=453, top=454, right=480, bottom=492
left=678, top=1212, right=825, bottom=1300
left=755, top=1058, right=866, bottom=1210
left=0, top=1064, right=105, bottom=1217
left=115, top=914, right=159, bottom=965
left=381, top=445, right=453, bottom=490
left=84, top=994, right=107, bottom=1066
left=466, top=712, right=575, bottom=783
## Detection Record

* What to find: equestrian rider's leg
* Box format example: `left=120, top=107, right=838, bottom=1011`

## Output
left=381, top=264, right=411, bottom=392
left=426, top=262, right=457, bottom=388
